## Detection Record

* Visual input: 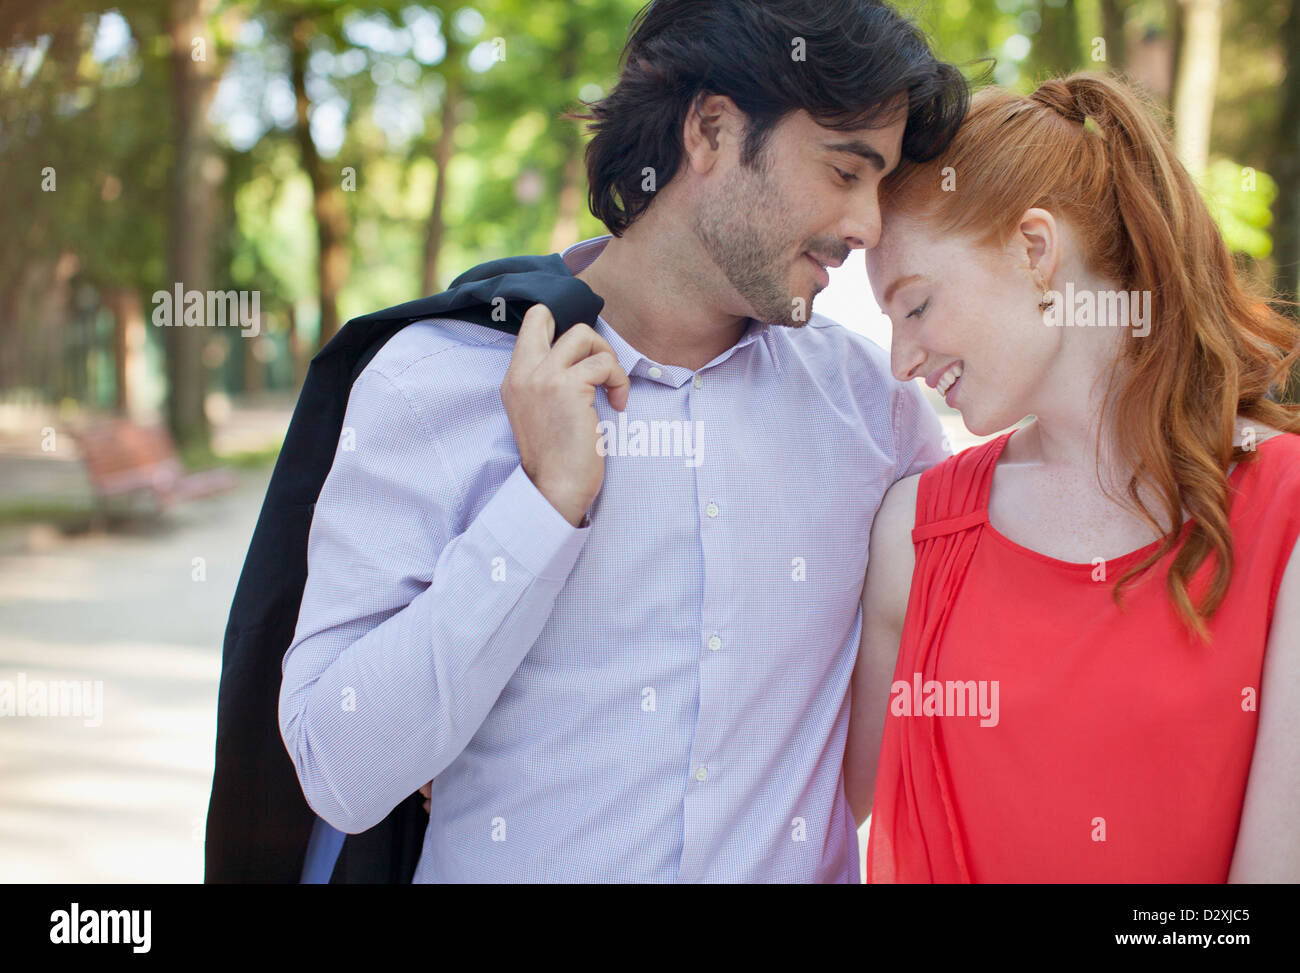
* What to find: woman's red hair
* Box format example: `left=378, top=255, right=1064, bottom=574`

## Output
left=882, top=72, right=1300, bottom=641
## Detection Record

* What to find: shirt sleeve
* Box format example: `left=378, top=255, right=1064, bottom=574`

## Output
left=279, top=366, right=590, bottom=834
left=892, top=377, right=951, bottom=480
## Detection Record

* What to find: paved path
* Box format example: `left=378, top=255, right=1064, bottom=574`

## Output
left=0, top=466, right=271, bottom=882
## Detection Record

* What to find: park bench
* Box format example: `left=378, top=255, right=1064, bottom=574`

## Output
left=73, top=417, right=239, bottom=514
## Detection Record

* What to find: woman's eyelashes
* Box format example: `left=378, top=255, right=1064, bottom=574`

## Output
left=905, top=298, right=930, bottom=320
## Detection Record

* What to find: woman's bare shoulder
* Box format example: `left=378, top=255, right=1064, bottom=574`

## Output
left=864, top=472, right=924, bottom=629
left=877, top=471, right=922, bottom=531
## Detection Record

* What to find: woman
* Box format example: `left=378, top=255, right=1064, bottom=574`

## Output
left=845, top=73, right=1300, bottom=882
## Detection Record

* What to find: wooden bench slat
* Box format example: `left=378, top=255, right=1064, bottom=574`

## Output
left=73, top=418, right=237, bottom=511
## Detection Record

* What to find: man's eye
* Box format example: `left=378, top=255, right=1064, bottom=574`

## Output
left=906, top=299, right=929, bottom=319
left=834, top=167, right=859, bottom=183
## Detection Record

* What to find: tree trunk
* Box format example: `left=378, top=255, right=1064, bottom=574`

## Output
left=290, top=16, right=350, bottom=349
left=1272, top=0, right=1300, bottom=317
left=1172, top=0, right=1221, bottom=177
left=0, top=199, right=49, bottom=394
left=421, top=69, right=461, bottom=295
left=0, top=261, right=28, bottom=394
left=242, top=323, right=264, bottom=395
left=1163, top=0, right=1184, bottom=103
left=548, top=15, right=585, bottom=253
left=285, top=302, right=306, bottom=390
left=104, top=287, right=146, bottom=415
left=549, top=142, right=584, bottom=254
left=1033, top=0, right=1082, bottom=77
left=1099, top=0, right=1127, bottom=72
left=165, top=0, right=221, bottom=449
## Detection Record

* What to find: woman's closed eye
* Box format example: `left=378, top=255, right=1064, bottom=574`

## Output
left=906, top=299, right=930, bottom=320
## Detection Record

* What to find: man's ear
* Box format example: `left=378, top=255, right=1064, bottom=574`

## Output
left=1018, top=207, right=1059, bottom=283
left=683, top=93, right=740, bottom=175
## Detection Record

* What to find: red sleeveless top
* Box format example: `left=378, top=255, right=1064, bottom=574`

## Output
left=867, top=428, right=1300, bottom=883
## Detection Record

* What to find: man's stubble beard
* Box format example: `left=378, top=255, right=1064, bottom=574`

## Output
left=691, top=155, right=819, bottom=329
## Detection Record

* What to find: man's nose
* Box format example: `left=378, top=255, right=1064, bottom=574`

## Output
left=841, top=188, right=883, bottom=251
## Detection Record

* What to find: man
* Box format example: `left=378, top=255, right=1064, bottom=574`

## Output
left=282, top=0, right=966, bottom=882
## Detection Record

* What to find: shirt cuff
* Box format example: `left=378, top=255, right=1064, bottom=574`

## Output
left=478, top=464, right=591, bottom=583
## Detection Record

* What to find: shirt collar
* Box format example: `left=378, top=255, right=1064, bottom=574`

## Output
left=559, top=235, right=783, bottom=376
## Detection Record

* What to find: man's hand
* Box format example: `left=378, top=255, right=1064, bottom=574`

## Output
left=500, top=304, right=630, bottom=526
left=419, top=780, right=432, bottom=813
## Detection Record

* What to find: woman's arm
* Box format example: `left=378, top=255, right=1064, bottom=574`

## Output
left=845, top=473, right=921, bottom=828
left=1228, top=533, right=1300, bottom=882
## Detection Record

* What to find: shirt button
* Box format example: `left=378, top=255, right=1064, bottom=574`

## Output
left=705, top=502, right=719, bottom=518
left=692, top=375, right=704, bottom=389
left=695, top=766, right=708, bottom=782
left=708, top=635, right=722, bottom=651
left=647, top=366, right=663, bottom=379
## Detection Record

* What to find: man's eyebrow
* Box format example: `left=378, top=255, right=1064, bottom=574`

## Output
left=821, top=139, right=889, bottom=172
left=882, top=274, right=923, bottom=306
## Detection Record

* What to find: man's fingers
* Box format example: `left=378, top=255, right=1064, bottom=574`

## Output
left=549, top=322, right=612, bottom=369
left=508, top=304, right=556, bottom=377
left=571, top=352, right=631, bottom=412
left=599, top=357, right=631, bottom=412
left=548, top=326, right=630, bottom=410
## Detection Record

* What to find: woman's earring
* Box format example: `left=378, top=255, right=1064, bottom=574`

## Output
left=1033, top=274, right=1054, bottom=311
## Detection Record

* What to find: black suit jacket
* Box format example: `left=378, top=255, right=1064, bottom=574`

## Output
left=204, top=253, right=603, bottom=883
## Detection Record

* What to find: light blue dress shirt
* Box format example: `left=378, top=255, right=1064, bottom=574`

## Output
left=282, top=235, right=949, bottom=883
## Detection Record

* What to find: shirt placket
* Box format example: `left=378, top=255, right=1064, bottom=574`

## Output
left=674, top=355, right=743, bottom=883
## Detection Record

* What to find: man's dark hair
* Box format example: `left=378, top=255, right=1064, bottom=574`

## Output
left=571, top=0, right=969, bottom=236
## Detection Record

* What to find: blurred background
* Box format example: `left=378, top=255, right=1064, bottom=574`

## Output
left=0, top=0, right=1296, bottom=882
